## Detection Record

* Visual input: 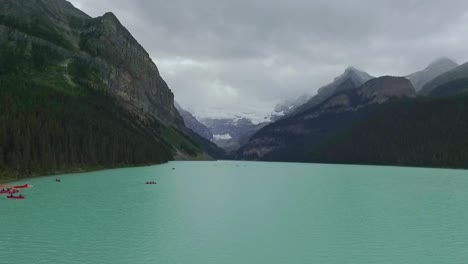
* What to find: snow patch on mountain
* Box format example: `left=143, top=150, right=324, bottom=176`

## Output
left=213, top=134, right=232, bottom=140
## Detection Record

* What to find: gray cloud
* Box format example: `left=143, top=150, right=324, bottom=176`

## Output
left=70, top=0, right=468, bottom=117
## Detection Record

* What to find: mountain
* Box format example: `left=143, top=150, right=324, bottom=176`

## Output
left=270, top=94, right=311, bottom=121
left=419, top=62, right=468, bottom=97
left=238, top=76, right=416, bottom=161
left=172, top=103, right=226, bottom=159
left=175, top=102, right=213, bottom=140
left=201, top=118, right=268, bottom=152
left=290, top=67, right=374, bottom=116
left=179, top=129, right=226, bottom=160
left=0, top=0, right=217, bottom=179
left=195, top=108, right=272, bottom=125
left=1, top=0, right=183, bottom=127
left=306, top=94, right=468, bottom=168
left=407, top=58, right=458, bottom=91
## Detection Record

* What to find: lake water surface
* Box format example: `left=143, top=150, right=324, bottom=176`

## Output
left=2, top=161, right=468, bottom=263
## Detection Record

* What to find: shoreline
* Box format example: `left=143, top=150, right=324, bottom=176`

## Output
left=2, top=160, right=467, bottom=185
left=0, top=154, right=219, bottom=184
left=0, top=161, right=172, bottom=185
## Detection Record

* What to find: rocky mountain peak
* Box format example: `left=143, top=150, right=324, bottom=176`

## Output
left=428, top=57, right=458, bottom=69
left=3, top=0, right=88, bottom=18
left=38, top=0, right=90, bottom=18
left=101, top=12, right=119, bottom=21
left=332, top=66, right=372, bottom=84
left=300, top=76, right=416, bottom=120
left=287, top=67, right=373, bottom=116
left=407, top=57, right=458, bottom=91
left=419, top=61, right=468, bottom=96
left=344, top=66, right=359, bottom=74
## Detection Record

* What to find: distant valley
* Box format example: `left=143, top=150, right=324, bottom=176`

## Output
left=172, top=58, right=468, bottom=170
left=200, top=117, right=268, bottom=152
left=175, top=102, right=268, bottom=152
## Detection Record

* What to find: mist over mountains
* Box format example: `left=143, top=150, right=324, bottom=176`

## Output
left=178, top=57, right=466, bottom=165
left=1, top=0, right=468, bottom=178
left=69, top=0, right=468, bottom=122
left=236, top=59, right=468, bottom=168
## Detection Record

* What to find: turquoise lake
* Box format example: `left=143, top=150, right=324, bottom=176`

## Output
left=2, top=161, right=468, bottom=263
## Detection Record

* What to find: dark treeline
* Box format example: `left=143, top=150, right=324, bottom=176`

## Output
left=308, top=95, right=468, bottom=168
left=0, top=77, right=172, bottom=179
left=0, top=2, right=226, bottom=180
left=429, top=78, right=468, bottom=97
left=0, top=33, right=176, bottom=179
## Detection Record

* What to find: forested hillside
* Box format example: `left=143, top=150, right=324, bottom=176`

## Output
left=0, top=0, right=218, bottom=180
left=238, top=73, right=468, bottom=169
left=0, top=36, right=208, bottom=179
left=307, top=95, right=468, bottom=168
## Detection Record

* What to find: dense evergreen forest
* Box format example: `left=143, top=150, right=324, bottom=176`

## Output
left=0, top=32, right=203, bottom=180
left=307, top=95, right=468, bottom=168
left=238, top=91, right=468, bottom=169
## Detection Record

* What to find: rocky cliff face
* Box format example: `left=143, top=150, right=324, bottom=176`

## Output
left=291, top=67, right=374, bottom=116
left=358, top=76, right=416, bottom=102
left=0, top=0, right=183, bottom=128
left=299, top=76, right=415, bottom=120
left=79, top=12, right=184, bottom=127
left=0, top=0, right=222, bottom=178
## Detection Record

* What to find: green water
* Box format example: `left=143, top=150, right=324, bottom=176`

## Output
left=2, top=161, right=468, bottom=263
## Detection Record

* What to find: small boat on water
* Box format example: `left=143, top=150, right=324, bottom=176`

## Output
left=146, top=181, right=157, bottom=185
left=0, top=188, right=18, bottom=194
left=7, top=194, right=24, bottom=200
left=0, top=184, right=29, bottom=189
left=13, top=184, right=29, bottom=189
left=55, top=179, right=61, bottom=182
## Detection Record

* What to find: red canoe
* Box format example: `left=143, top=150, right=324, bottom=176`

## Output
left=13, top=184, right=29, bottom=189
left=7, top=195, right=25, bottom=200
left=0, top=189, right=18, bottom=194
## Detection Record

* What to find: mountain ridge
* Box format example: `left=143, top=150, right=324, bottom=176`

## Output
left=420, top=61, right=468, bottom=96
left=0, top=0, right=218, bottom=179
left=290, top=67, right=374, bottom=117
left=201, top=117, right=268, bottom=152
left=175, top=102, right=213, bottom=141
left=238, top=76, right=416, bottom=161
left=407, top=57, right=458, bottom=92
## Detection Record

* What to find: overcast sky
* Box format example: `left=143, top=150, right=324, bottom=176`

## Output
left=69, top=0, right=468, bottom=118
